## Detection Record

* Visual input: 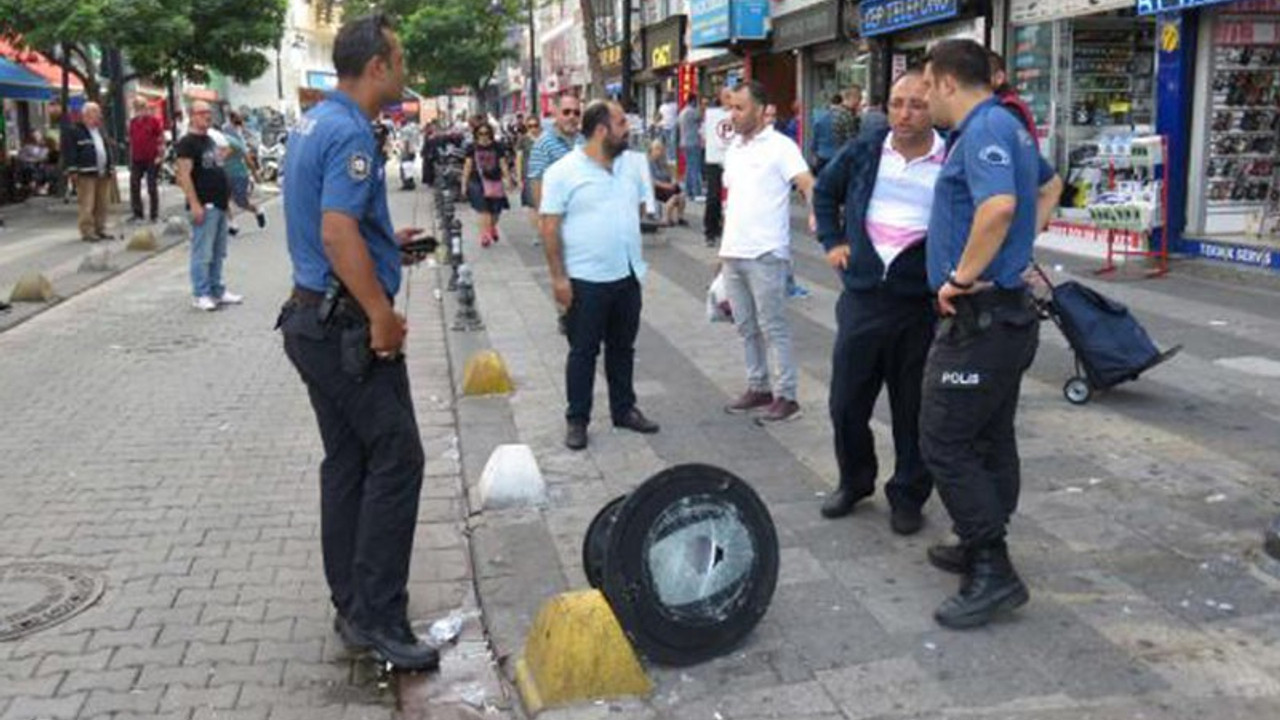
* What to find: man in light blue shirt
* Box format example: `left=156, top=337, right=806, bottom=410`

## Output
left=527, top=94, right=583, bottom=210
left=539, top=100, right=658, bottom=451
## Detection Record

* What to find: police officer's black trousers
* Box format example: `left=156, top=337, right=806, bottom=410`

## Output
left=829, top=288, right=935, bottom=511
left=280, top=303, right=425, bottom=632
left=703, top=163, right=724, bottom=240
left=919, top=291, right=1039, bottom=549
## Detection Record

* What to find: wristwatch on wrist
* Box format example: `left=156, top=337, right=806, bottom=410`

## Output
left=947, top=271, right=975, bottom=290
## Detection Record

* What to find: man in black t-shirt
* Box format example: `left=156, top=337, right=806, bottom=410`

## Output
left=176, top=100, right=240, bottom=311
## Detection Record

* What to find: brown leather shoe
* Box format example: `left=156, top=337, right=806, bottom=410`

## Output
left=613, top=407, right=659, bottom=434
left=725, top=390, right=773, bottom=414
left=754, top=398, right=802, bottom=425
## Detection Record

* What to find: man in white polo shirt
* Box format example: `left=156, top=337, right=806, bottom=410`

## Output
left=811, top=69, right=944, bottom=532
left=720, top=80, right=815, bottom=425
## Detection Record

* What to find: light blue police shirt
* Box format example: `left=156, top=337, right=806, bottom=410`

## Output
left=926, top=96, right=1056, bottom=292
left=539, top=148, right=647, bottom=283
left=283, top=91, right=401, bottom=296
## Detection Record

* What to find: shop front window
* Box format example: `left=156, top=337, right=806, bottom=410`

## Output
left=1194, top=6, right=1280, bottom=242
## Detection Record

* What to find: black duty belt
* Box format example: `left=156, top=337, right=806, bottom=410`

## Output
left=954, top=287, right=1032, bottom=312
left=290, top=286, right=325, bottom=306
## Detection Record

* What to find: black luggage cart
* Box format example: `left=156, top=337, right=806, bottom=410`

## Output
left=1032, top=265, right=1181, bottom=405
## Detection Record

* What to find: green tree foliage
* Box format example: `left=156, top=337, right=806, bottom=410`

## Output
left=341, top=0, right=520, bottom=95
left=0, top=0, right=286, bottom=99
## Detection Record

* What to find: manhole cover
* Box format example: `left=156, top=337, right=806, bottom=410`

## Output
left=0, top=562, right=106, bottom=641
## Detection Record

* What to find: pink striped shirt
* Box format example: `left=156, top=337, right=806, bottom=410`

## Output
left=865, top=131, right=946, bottom=272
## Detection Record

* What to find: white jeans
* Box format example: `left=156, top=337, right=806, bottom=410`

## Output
left=722, top=253, right=797, bottom=401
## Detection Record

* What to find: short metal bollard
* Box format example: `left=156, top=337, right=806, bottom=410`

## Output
left=446, top=218, right=464, bottom=292
left=451, top=265, right=485, bottom=332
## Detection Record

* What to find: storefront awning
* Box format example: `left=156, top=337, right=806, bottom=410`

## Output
left=0, top=56, right=53, bottom=101
left=0, top=39, right=84, bottom=93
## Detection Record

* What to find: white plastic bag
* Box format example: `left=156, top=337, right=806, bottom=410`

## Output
left=706, top=272, right=733, bottom=324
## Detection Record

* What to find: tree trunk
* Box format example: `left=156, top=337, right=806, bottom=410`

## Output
left=578, top=0, right=605, bottom=98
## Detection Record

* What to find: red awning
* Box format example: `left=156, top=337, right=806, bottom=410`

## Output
left=184, top=87, right=218, bottom=102
left=0, top=38, right=84, bottom=92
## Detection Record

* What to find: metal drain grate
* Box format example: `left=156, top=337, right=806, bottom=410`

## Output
left=0, top=562, right=106, bottom=641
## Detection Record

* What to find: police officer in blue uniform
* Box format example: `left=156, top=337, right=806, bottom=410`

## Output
left=278, top=13, right=438, bottom=670
left=919, top=40, right=1064, bottom=630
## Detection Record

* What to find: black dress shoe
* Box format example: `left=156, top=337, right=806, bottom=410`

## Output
left=820, top=488, right=868, bottom=519
left=890, top=505, right=925, bottom=536
left=613, top=407, right=659, bottom=434
left=333, top=614, right=371, bottom=650
left=927, top=542, right=970, bottom=575
left=565, top=421, right=588, bottom=451
left=95, top=232, right=115, bottom=241
left=365, top=623, right=440, bottom=671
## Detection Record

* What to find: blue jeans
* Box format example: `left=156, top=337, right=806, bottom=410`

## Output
left=190, top=205, right=228, bottom=298
left=683, top=148, right=703, bottom=198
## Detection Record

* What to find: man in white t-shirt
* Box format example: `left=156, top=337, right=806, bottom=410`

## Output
left=701, top=87, right=734, bottom=247
left=720, top=81, right=815, bottom=425
left=658, top=94, right=678, bottom=160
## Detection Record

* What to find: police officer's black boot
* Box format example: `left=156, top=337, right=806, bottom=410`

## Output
left=934, top=542, right=1028, bottom=630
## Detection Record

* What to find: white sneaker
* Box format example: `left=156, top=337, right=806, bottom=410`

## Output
left=217, top=291, right=244, bottom=305
left=193, top=296, right=218, bottom=311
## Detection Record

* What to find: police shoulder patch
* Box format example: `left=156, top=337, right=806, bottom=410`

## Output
left=978, top=144, right=1010, bottom=166
left=347, top=152, right=371, bottom=181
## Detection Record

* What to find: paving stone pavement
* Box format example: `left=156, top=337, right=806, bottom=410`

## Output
left=0, top=189, right=512, bottom=719
left=440, top=200, right=1280, bottom=720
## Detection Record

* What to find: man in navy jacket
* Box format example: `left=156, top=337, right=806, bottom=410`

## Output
left=811, top=70, right=945, bottom=533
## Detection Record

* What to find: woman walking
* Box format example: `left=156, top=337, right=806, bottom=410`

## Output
left=462, top=123, right=512, bottom=247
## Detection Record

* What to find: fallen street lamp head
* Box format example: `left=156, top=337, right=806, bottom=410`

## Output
left=582, top=464, right=779, bottom=666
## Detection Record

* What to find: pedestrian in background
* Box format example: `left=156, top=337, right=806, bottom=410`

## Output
left=516, top=115, right=542, bottom=221
left=539, top=100, right=659, bottom=451
left=176, top=101, right=241, bottom=311
left=918, top=39, right=1063, bottom=629
left=68, top=102, right=116, bottom=242
left=702, top=87, right=733, bottom=248
left=128, top=98, right=164, bottom=224
left=677, top=93, right=703, bottom=200
left=810, top=94, right=841, bottom=175
left=647, top=139, right=685, bottom=227
left=222, top=113, right=267, bottom=235
left=831, top=84, right=861, bottom=148
left=278, top=12, right=439, bottom=671
left=461, top=122, right=512, bottom=247
left=527, top=94, right=583, bottom=210
left=659, top=93, right=678, bottom=161
left=720, top=81, right=815, bottom=425
left=812, top=69, right=944, bottom=531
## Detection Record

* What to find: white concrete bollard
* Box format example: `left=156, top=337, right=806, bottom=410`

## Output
left=478, top=444, right=546, bottom=510
left=79, top=247, right=116, bottom=272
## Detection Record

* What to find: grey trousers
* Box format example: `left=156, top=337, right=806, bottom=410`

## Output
left=722, top=253, right=797, bottom=401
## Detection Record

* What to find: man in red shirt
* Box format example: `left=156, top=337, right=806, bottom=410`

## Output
left=128, top=98, right=165, bottom=222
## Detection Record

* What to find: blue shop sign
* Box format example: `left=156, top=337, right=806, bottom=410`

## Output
left=860, top=0, right=960, bottom=37
left=691, top=0, right=769, bottom=47
left=733, top=0, right=769, bottom=41
left=1136, top=0, right=1239, bottom=14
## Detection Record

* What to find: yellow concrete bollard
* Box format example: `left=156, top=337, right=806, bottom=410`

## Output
left=514, top=590, right=652, bottom=715
left=126, top=230, right=158, bottom=252
left=9, top=272, right=54, bottom=303
left=462, top=349, right=513, bottom=396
